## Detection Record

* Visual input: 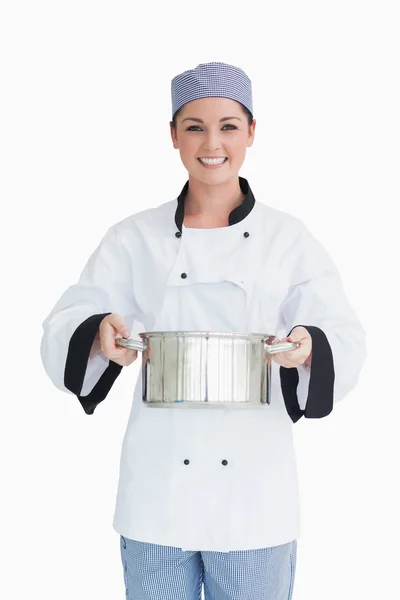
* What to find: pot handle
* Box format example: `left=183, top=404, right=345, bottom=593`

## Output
left=264, top=340, right=300, bottom=355
left=115, top=338, right=148, bottom=352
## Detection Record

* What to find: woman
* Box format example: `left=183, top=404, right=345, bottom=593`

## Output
left=41, top=62, right=366, bottom=600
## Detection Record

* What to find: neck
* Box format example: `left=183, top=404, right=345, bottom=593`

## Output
left=184, top=175, right=245, bottom=217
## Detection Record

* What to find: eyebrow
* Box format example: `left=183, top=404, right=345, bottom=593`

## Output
left=181, top=116, right=242, bottom=123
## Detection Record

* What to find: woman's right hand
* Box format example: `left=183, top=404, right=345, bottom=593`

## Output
left=94, top=313, right=138, bottom=367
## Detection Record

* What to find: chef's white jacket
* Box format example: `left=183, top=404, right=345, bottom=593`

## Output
left=41, top=177, right=366, bottom=551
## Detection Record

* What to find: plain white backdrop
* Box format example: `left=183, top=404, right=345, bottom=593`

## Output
left=1, top=1, right=398, bottom=599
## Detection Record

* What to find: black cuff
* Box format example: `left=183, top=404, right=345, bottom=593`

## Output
left=64, top=313, right=123, bottom=415
left=279, top=325, right=335, bottom=423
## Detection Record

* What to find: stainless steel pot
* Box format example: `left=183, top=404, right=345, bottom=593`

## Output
left=116, top=331, right=299, bottom=408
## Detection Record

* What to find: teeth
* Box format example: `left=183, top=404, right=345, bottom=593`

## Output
left=199, top=157, right=226, bottom=165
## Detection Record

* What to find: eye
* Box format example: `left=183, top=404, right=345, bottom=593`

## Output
left=185, top=124, right=238, bottom=131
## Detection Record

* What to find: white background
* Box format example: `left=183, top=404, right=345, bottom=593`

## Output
left=1, top=1, right=398, bottom=599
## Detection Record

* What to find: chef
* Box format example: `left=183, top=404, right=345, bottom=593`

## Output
left=40, top=62, right=367, bottom=600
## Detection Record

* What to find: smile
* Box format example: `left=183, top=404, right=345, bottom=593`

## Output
left=198, top=157, right=228, bottom=168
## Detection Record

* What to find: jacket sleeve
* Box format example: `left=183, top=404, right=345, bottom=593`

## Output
left=40, top=226, right=139, bottom=415
left=278, top=225, right=367, bottom=423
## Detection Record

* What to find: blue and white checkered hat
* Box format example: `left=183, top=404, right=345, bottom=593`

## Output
left=171, top=62, right=253, bottom=118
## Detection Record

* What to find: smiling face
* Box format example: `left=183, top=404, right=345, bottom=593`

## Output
left=170, top=97, right=256, bottom=185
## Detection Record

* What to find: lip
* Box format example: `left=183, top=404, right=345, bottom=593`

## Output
left=197, top=158, right=228, bottom=169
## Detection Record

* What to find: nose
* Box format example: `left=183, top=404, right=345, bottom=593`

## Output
left=202, top=129, right=222, bottom=152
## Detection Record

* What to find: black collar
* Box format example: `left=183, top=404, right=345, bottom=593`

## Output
left=174, top=176, right=256, bottom=233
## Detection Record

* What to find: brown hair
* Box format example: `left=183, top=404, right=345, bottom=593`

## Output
left=171, top=102, right=254, bottom=130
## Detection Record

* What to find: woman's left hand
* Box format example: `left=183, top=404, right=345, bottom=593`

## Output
left=269, top=326, right=312, bottom=368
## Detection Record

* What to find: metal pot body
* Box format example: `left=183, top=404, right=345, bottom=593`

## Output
left=117, top=331, right=299, bottom=408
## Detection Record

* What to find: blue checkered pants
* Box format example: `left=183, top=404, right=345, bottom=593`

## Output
left=119, top=536, right=297, bottom=600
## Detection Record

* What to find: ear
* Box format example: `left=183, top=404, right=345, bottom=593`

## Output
left=170, top=121, right=179, bottom=149
left=247, top=119, right=256, bottom=148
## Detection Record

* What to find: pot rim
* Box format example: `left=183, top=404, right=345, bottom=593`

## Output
left=137, top=331, right=276, bottom=340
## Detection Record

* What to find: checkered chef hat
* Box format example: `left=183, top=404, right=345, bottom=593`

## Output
left=171, top=62, right=253, bottom=119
